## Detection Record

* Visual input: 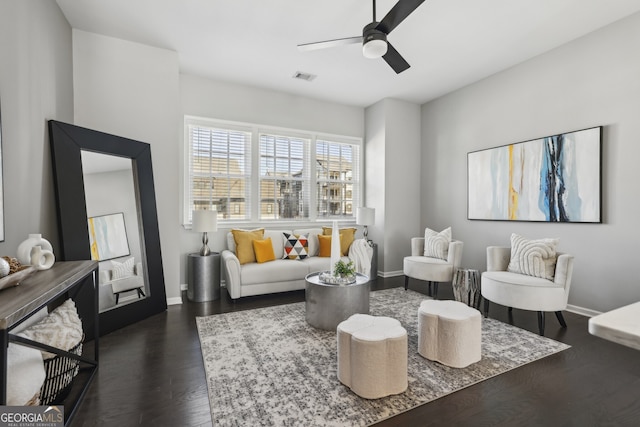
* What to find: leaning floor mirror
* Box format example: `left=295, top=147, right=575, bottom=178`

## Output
left=49, top=120, right=167, bottom=336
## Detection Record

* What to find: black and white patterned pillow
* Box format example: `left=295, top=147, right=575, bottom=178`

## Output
left=507, top=233, right=558, bottom=280
left=423, top=227, right=451, bottom=260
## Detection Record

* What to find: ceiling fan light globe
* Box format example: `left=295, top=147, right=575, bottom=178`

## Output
left=363, top=39, right=387, bottom=59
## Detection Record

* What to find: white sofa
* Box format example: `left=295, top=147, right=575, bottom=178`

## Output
left=221, top=228, right=352, bottom=299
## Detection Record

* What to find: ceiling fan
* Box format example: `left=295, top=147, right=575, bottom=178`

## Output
left=298, top=0, right=426, bottom=74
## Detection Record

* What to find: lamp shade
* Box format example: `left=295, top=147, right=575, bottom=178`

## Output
left=192, top=209, right=218, bottom=232
left=356, top=207, right=375, bottom=226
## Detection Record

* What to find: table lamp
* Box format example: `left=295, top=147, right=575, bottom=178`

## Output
left=192, top=209, right=218, bottom=256
left=356, top=207, right=375, bottom=244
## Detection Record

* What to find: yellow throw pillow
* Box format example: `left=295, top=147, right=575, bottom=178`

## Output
left=317, top=234, right=343, bottom=257
left=252, top=238, right=276, bottom=263
left=322, top=227, right=356, bottom=256
left=231, top=228, right=265, bottom=264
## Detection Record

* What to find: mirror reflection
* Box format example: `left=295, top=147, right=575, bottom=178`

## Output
left=81, top=151, right=149, bottom=313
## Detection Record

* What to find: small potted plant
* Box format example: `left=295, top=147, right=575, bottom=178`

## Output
left=334, top=260, right=356, bottom=284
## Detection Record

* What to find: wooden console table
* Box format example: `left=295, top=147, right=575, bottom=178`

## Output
left=0, top=261, right=98, bottom=425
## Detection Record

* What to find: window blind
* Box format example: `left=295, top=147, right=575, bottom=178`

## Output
left=258, top=133, right=311, bottom=220
left=316, top=139, right=360, bottom=218
left=188, top=124, right=252, bottom=222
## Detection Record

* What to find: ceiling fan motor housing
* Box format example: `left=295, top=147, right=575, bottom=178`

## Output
left=362, top=22, right=388, bottom=58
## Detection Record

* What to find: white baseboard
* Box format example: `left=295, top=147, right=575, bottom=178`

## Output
left=379, top=270, right=403, bottom=278
left=566, top=304, right=600, bottom=318
left=167, top=297, right=183, bottom=306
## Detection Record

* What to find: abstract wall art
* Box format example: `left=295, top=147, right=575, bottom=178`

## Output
left=468, top=126, right=602, bottom=223
left=88, top=212, right=131, bottom=260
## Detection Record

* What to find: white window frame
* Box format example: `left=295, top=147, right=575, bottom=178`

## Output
left=184, top=116, right=363, bottom=227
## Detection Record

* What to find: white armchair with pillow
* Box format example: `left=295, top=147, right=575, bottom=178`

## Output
left=99, top=257, right=145, bottom=310
left=481, top=233, right=574, bottom=336
left=403, top=227, right=464, bottom=299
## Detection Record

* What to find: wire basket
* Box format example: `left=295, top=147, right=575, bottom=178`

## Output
left=39, top=340, right=83, bottom=405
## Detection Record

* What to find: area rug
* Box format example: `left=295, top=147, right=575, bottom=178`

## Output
left=196, top=287, right=570, bottom=426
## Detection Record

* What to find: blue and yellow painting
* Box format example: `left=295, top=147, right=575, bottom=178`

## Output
left=468, top=127, right=601, bottom=222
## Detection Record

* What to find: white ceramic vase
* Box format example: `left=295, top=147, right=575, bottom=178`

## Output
left=16, top=234, right=54, bottom=266
left=30, top=245, right=56, bottom=271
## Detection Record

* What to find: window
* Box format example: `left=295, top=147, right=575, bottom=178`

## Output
left=316, top=140, right=359, bottom=218
left=185, top=117, right=361, bottom=224
left=259, top=133, right=310, bottom=220
left=187, top=123, right=251, bottom=222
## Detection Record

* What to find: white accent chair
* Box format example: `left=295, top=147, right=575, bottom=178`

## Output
left=403, top=238, right=463, bottom=299
left=481, top=246, right=574, bottom=336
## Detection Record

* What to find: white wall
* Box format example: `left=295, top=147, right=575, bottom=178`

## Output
left=179, top=74, right=365, bottom=283
left=0, top=0, right=73, bottom=256
left=364, top=101, right=386, bottom=271
left=421, top=12, right=640, bottom=314
left=365, top=99, right=421, bottom=275
left=72, top=30, right=182, bottom=303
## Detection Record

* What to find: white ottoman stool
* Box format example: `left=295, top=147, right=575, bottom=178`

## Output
left=337, top=314, right=408, bottom=399
left=418, top=300, right=481, bottom=368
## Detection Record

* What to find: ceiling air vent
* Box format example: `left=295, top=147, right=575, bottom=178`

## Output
left=292, top=71, right=317, bottom=82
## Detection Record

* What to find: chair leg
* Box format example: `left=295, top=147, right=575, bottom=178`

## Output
left=427, top=282, right=432, bottom=297
left=508, top=307, right=513, bottom=313
left=538, top=311, right=545, bottom=336
left=433, top=282, right=439, bottom=299
left=404, top=276, right=409, bottom=291
left=555, top=311, right=567, bottom=328
left=483, top=298, right=489, bottom=318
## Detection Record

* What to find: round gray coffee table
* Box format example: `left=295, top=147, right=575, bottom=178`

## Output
left=305, top=272, right=370, bottom=331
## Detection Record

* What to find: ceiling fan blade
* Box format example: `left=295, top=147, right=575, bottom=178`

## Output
left=376, top=0, right=426, bottom=34
left=382, top=42, right=410, bottom=74
left=298, top=36, right=362, bottom=52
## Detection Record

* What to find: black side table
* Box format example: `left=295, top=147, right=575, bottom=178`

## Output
left=187, top=252, right=221, bottom=302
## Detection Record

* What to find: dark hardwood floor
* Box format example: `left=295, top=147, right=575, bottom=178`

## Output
left=70, top=277, right=640, bottom=426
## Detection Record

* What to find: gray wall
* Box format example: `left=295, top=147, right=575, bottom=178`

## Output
left=0, top=1, right=73, bottom=257
left=365, top=99, right=421, bottom=275
left=421, top=12, right=640, bottom=314
left=72, top=30, right=182, bottom=304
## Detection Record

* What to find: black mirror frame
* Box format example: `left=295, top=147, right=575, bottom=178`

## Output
left=48, top=120, right=167, bottom=336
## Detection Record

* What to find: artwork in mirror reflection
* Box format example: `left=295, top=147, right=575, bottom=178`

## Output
left=88, top=212, right=130, bottom=261
left=81, top=151, right=149, bottom=313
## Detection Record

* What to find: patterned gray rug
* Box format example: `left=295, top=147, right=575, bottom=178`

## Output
left=196, top=287, right=570, bottom=426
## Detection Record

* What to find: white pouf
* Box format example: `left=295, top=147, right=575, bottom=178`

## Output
left=418, top=299, right=482, bottom=368
left=337, top=314, right=407, bottom=399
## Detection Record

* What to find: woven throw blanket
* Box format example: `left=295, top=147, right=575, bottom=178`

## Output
left=18, top=299, right=83, bottom=359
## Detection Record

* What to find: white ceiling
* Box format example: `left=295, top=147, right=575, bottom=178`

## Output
left=55, top=0, right=640, bottom=108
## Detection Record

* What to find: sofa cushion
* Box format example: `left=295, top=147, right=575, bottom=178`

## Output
left=241, top=259, right=310, bottom=285
left=283, top=233, right=309, bottom=260
left=263, top=230, right=289, bottom=259
left=318, top=234, right=341, bottom=257
left=293, top=228, right=323, bottom=256
left=323, top=227, right=357, bottom=256
left=231, top=228, right=265, bottom=264
left=302, top=255, right=349, bottom=273
left=253, top=238, right=276, bottom=263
